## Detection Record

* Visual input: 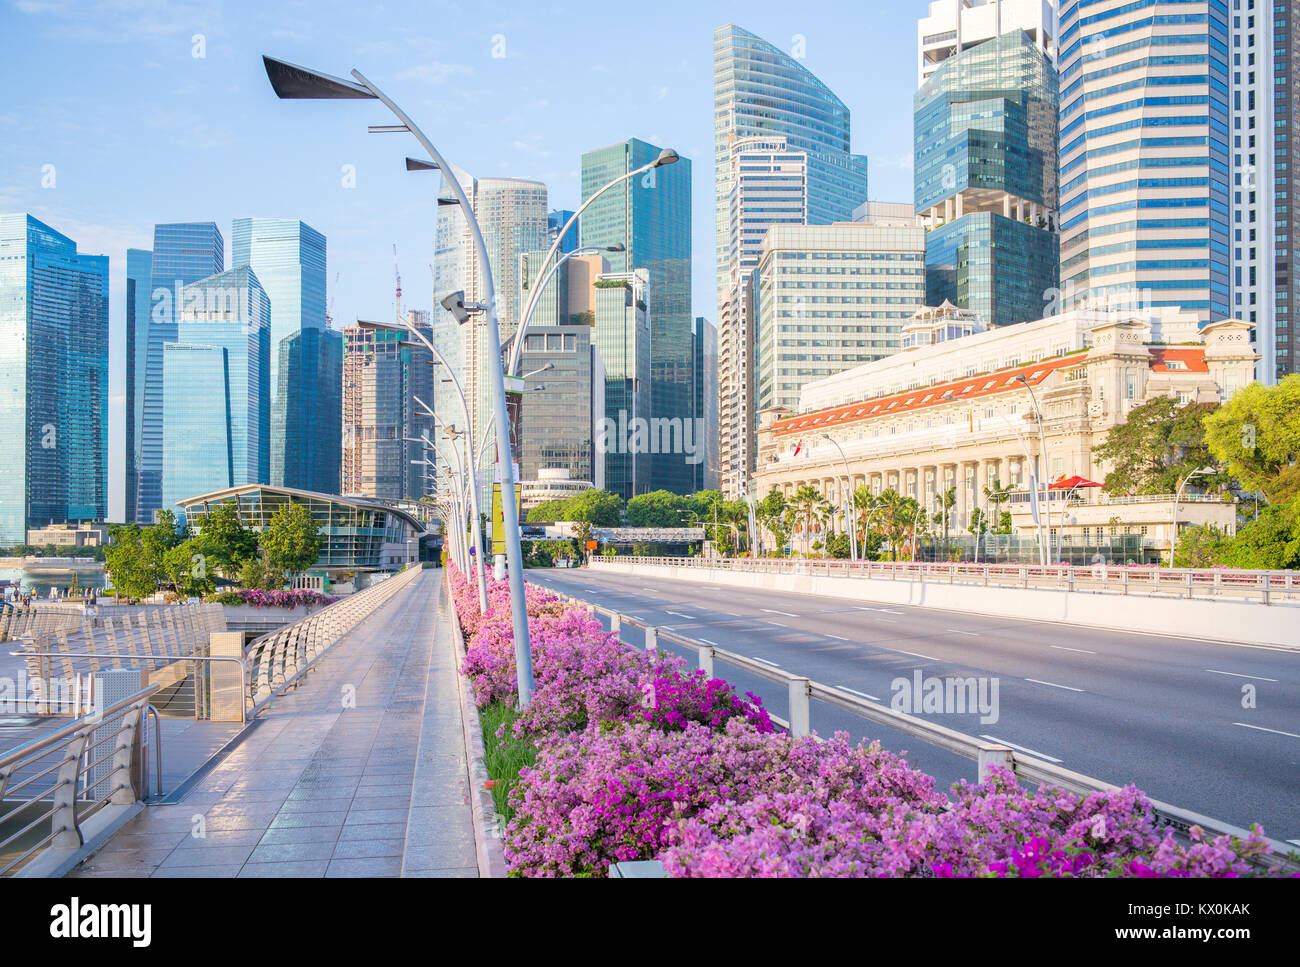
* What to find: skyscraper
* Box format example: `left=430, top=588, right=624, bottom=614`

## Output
left=162, top=267, right=270, bottom=520
left=548, top=209, right=579, bottom=253
left=713, top=24, right=869, bottom=495
left=341, top=313, right=435, bottom=500
left=433, top=169, right=548, bottom=502
left=1057, top=1, right=1231, bottom=321
left=918, top=0, right=1058, bottom=84
left=139, top=222, right=224, bottom=524
left=230, top=217, right=332, bottom=490
left=591, top=269, right=652, bottom=500
left=0, top=215, right=109, bottom=545
left=582, top=137, right=693, bottom=494
left=125, top=248, right=152, bottom=523
left=915, top=28, right=1060, bottom=324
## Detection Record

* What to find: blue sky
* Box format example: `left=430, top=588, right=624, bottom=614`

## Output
left=1, top=0, right=921, bottom=516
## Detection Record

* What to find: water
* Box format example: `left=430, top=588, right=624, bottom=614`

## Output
left=0, top=566, right=108, bottom=597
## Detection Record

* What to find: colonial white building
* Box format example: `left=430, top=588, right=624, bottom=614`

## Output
left=753, top=306, right=1256, bottom=560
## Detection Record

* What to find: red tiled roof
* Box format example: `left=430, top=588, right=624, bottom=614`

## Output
left=1148, top=347, right=1208, bottom=373
left=773, top=353, right=1086, bottom=438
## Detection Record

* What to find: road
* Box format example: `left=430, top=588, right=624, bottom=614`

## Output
left=525, top=566, right=1300, bottom=843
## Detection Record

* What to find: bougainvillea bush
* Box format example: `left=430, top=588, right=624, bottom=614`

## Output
left=210, top=588, right=335, bottom=608
left=445, top=566, right=1291, bottom=879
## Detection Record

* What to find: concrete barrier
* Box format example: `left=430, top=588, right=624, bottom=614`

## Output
left=592, top=560, right=1300, bottom=650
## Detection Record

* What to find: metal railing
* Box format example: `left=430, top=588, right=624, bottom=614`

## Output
left=0, top=684, right=160, bottom=876
left=548, top=588, right=1300, bottom=876
left=245, top=565, right=424, bottom=712
left=0, top=603, right=85, bottom=642
left=591, top=555, right=1300, bottom=604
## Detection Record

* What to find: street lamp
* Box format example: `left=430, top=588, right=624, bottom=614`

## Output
left=505, top=151, right=678, bottom=379
left=820, top=435, right=857, bottom=562
left=1171, top=466, right=1215, bottom=568
left=264, top=54, right=535, bottom=706
left=505, top=245, right=624, bottom=368
left=1015, top=375, right=1053, bottom=566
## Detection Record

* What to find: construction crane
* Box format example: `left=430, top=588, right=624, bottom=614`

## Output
left=325, top=270, right=339, bottom=328
left=393, top=243, right=403, bottom=323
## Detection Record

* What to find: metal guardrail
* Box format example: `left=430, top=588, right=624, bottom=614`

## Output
left=591, top=555, right=1300, bottom=604
left=549, top=588, right=1300, bottom=876
left=0, top=603, right=84, bottom=642
left=0, top=684, right=160, bottom=876
left=245, top=565, right=424, bottom=712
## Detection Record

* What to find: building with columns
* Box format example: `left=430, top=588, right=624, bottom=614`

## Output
left=753, top=305, right=1255, bottom=560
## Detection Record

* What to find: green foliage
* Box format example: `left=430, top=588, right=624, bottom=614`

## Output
left=825, top=532, right=851, bottom=559
left=626, top=490, right=698, bottom=528
left=261, top=504, right=323, bottom=575
left=1094, top=397, right=1223, bottom=495
left=103, top=524, right=162, bottom=601
left=1172, top=524, right=1232, bottom=568
left=1174, top=496, right=1300, bottom=569
left=757, top=488, right=791, bottom=555
left=238, top=553, right=284, bottom=591
left=479, top=702, right=539, bottom=823
left=1204, top=375, right=1300, bottom=504
left=524, top=490, right=624, bottom=526
left=162, top=538, right=216, bottom=597
left=192, top=503, right=259, bottom=578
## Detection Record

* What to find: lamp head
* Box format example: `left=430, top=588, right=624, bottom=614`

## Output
left=440, top=290, right=471, bottom=325
left=654, top=148, right=680, bottom=167
left=263, top=55, right=376, bottom=100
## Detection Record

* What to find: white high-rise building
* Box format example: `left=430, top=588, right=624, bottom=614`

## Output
left=432, top=169, right=548, bottom=500
left=918, top=0, right=1058, bottom=85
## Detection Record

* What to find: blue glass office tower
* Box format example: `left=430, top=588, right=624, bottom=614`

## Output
left=139, top=222, right=224, bottom=524
left=125, top=248, right=152, bottom=523
left=581, top=138, right=693, bottom=495
left=915, top=28, right=1060, bottom=325
left=548, top=209, right=579, bottom=253
left=1057, top=0, right=1230, bottom=320
left=230, top=218, right=335, bottom=491
left=0, top=215, right=109, bottom=545
left=162, top=267, right=271, bottom=521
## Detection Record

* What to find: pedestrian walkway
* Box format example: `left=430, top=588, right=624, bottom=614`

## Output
left=66, top=569, right=479, bottom=878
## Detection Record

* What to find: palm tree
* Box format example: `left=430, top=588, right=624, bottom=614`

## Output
left=853, top=486, right=880, bottom=558
left=984, top=478, right=1015, bottom=535
left=790, top=484, right=827, bottom=556
left=874, top=489, right=920, bottom=561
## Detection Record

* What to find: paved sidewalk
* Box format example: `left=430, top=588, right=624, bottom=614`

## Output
left=67, top=569, right=479, bottom=878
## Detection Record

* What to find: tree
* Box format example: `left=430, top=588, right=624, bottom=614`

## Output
left=1093, top=397, right=1222, bottom=495
left=790, top=484, right=828, bottom=554
left=1204, top=375, right=1300, bottom=504
left=561, top=489, right=624, bottom=526
left=261, top=504, right=323, bottom=576
left=626, top=490, right=696, bottom=528
left=526, top=499, right=569, bottom=523
left=1217, top=497, right=1300, bottom=570
left=162, top=538, right=216, bottom=597
left=103, top=524, right=162, bottom=601
left=757, top=488, right=791, bottom=556
left=1172, top=523, right=1232, bottom=568
left=193, top=503, right=259, bottom=578
left=572, top=519, right=593, bottom=560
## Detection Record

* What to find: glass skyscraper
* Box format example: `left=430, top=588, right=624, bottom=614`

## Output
left=1057, top=0, right=1231, bottom=320
left=230, top=217, right=332, bottom=490
left=581, top=138, right=693, bottom=495
left=140, top=222, right=224, bottom=524
left=277, top=325, right=343, bottom=494
left=714, top=24, right=869, bottom=495
left=162, top=267, right=271, bottom=521
left=125, top=248, right=152, bottom=523
left=592, top=269, right=652, bottom=500
left=0, top=214, right=109, bottom=545
left=915, top=27, right=1061, bottom=325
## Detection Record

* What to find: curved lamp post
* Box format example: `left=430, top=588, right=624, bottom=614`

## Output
left=505, top=152, right=679, bottom=379
left=1171, top=466, right=1215, bottom=569
left=1015, top=375, right=1053, bottom=566
left=263, top=55, right=534, bottom=705
left=821, top=435, right=857, bottom=562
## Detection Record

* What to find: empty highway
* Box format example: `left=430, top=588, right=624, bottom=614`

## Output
left=526, top=566, right=1300, bottom=843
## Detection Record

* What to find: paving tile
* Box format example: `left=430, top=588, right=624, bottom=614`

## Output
left=325, top=856, right=403, bottom=877
left=267, top=809, right=349, bottom=829
left=237, top=860, right=330, bottom=878
left=248, top=840, right=337, bottom=863
left=337, top=821, right=407, bottom=841
left=329, top=837, right=404, bottom=859
left=158, top=844, right=256, bottom=868
left=257, top=824, right=343, bottom=845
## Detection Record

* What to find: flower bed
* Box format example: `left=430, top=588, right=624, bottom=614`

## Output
left=209, top=588, right=337, bottom=609
left=447, top=566, right=1291, bottom=878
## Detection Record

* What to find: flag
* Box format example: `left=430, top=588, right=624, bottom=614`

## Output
left=793, top=440, right=804, bottom=457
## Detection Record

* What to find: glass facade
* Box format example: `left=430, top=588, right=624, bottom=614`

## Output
left=518, top=325, right=600, bottom=486
left=140, top=222, right=224, bottom=524
left=713, top=23, right=869, bottom=494
left=125, top=248, right=152, bottom=523
left=1058, top=0, right=1231, bottom=319
left=0, top=214, right=108, bottom=545
left=591, top=271, right=651, bottom=500
left=581, top=138, right=694, bottom=494
left=548, top=209, right=579, bottom=253
left=162, top=267, right=270, bottom=521
left=276, top=326, right=343, bottom=494
left=180, top=485, right=418, bottom=571
left=915, top=28, right=1061, bottom=325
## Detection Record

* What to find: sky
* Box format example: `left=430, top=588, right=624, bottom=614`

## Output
left=0, top=0, right=923, bottom=519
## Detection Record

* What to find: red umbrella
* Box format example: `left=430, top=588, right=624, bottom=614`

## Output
left=1049, top=474, right=1103, bottom=490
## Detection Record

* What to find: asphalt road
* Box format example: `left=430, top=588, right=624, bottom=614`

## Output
left=525, top=567, right=1300, bottom=843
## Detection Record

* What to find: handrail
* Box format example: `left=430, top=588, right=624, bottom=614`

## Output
left=550, top=588, right=1300, bottom=876
left=0, top=683, right=161, bottom=876
left=590, top=555, right=1300, bottom=604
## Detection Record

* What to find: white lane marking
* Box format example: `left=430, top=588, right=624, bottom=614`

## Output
left=752, top=656, right=781, bottom=668
left=585, top=588, right=603, bottom=593
left=897, top=650, right=938, bottom=661
left=1206, top=669, right=1280, bottom=683
left=1288, top=839, right=1300, bottom=848
left=642, top=588, right=659, bottom=592
left=856, top=606, right=904, bottom=614
left=1025, top=678, right=1085, bottom=693
left=842, top=687, right=881, bottom=702
left=946, top=629, right=979, bottom=636
left=1233, top=722, right=1300, bottom=739
left=825, top=634, right=849, bottom=641
left=726, top=612, right=744, bottom=617
left=761, top=609, right=799, bottom=617
left=699, top=639, right=719, bottom=647
left=980, top=735, right=1063, bottom=763
left=1051, top=645, right=1097, bottom=655
left=664, top=611, right=695, bottom=619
